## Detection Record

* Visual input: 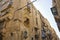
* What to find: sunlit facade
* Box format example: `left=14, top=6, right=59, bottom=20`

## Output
left=0, top=0, right=59, bottom=40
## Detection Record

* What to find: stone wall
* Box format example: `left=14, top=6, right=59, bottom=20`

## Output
left=0, top=0, right=59, bottom=40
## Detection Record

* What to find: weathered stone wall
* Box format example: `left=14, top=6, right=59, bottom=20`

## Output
left=40, top=14, right=59, bottom=40
left=0, top=0, right=59, bottom=40
left=51, top=0, right=60, bottom=31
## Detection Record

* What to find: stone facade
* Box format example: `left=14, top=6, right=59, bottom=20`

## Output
left=0, top=0, right=59, bottom=40
left=51, top=0, right=60, bottom=31
left=40, top=14, right=59, bottom=40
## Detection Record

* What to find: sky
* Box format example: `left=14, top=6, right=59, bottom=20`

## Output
left=31, top=0, right=60, bottom=38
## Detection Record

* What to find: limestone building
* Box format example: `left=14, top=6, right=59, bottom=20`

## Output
left=40, top=13, right=59, bottom=40
left=51, top=0, right=60, bottom=31
left=0, top=0, right=59, bottom=40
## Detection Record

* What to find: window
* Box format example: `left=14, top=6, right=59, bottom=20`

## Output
left=57, top=19, right=60, bottom=23
left=41, top=27, right=47, bottom=39
left=34, top=27, right=38, bottom=32
left=0, top=20, right=5, bottom=30
left=24, top=18, right=29, bottom=25
left=36, top=18, right=38, bottom=25
left=23, top=31, right=28, bottom=39
left=57, top=21, right=60, bottom=31
left=57, top=19, right=60, bottom=31
left=0, top=32, right=3, bottom=40
left=51, top=6, right=58, bottom=15
left=31, top=37, right=33, bottom=40
left=53, top=0, right=56, bottom=3
left=11, top=32, right=13, bottom=36
left=0, top=21, right=5, bottom=40
left=35, top=34, right=39, bottom=40
left=58, top=25, right=60, bottom=31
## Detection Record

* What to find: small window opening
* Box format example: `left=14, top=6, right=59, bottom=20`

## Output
left=35, top=34, right=39, bottom=40
left=0, top=20, right=5, bottom=30
left=24, top=18, right=30, bottom=27
left=23, top=31, right=28, bottom=39
left=11, top=32, right=13, bottom=36
left=0, top=32, right=3, bottom=40
left=34, top=27, right=38, bottom=32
